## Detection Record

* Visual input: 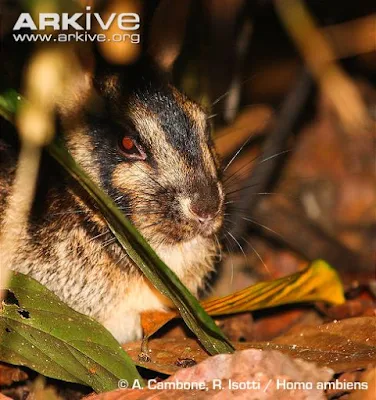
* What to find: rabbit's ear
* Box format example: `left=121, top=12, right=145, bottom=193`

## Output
left=58, top=46, right=124, bottom=118
left=148, top=0, right=191, bottom=72
left=55, top=48, right=95, bottom=118
left=58, top=47, right=122, bottom=120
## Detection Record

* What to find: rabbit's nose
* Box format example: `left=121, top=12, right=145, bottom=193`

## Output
left=188, top=202, right=218, bottom=223
left=187, top=184, right=222, bottom=223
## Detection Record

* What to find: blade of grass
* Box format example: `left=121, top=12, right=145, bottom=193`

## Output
left=0, top=90, right=234, bottom=355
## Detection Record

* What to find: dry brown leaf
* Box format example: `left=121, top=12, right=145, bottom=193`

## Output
left=216, top=313, right=254, bottom=342
left=214, top=106, right=272, bottom=158
left=87, top=349, right=333, bottom=399
left=124, top=337, right=205, bottom=375
left=0, top=363, right=28, bottom=386
left=141, top=310, right=178, bottom=339
left=0, top=394, right=13, bottom=400
left=273, top=317, right=376, bottom=372
left=349, top=368, right=376, bottom=400
left=321, top=298, right=376, bottom=320
left=125, top=317, right=376, bottom=376
left=250, top=308, right=323, bottom=342
left=325, top=370, right=366, bottom=399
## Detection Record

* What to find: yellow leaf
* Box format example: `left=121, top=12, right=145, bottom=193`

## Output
left=141, top=260, right=345, bottom=338
left=201, top=260, right=345, bottom=316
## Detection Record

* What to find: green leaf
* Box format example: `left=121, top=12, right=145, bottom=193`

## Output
left=0, top=90, right=233, bottom=355
left=0, top=272, right=143, bottom=392
left=0, top=89, right=20, bottom=121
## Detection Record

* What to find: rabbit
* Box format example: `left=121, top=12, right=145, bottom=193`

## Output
left=0, top=53, right=225, bottom=343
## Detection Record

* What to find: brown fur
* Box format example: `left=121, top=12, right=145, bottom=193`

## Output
left=0, top=63, right=224, bottom=343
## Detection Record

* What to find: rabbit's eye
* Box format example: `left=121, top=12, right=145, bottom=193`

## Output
left=119, top=136, right=146, bottom=160
left=122, top=137, right=135, bottom=151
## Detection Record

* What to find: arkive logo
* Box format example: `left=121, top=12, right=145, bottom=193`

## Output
left=13, top=6, right=140, bottom=32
